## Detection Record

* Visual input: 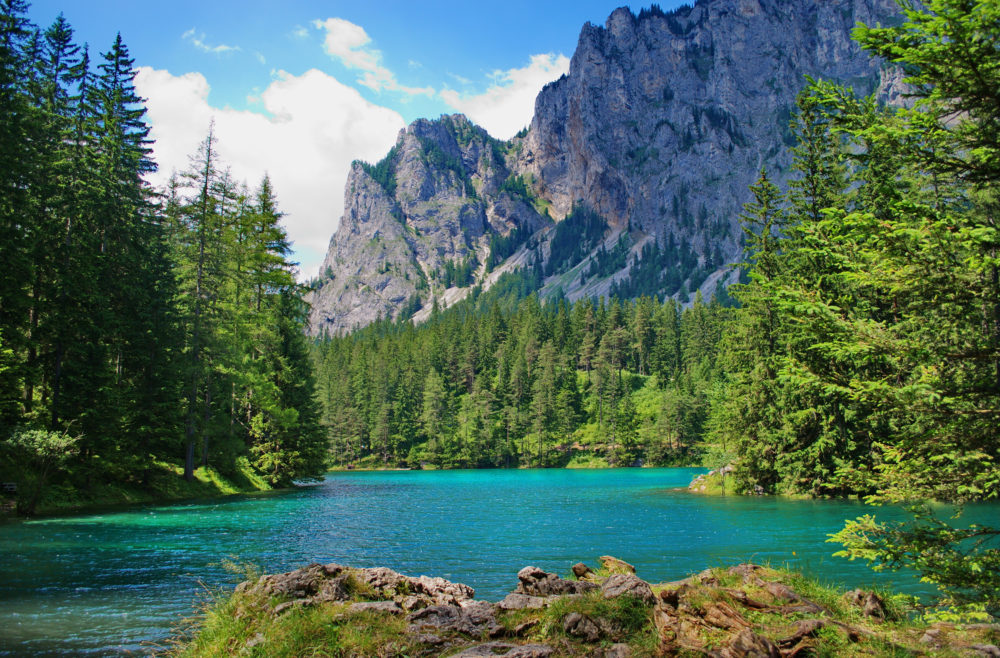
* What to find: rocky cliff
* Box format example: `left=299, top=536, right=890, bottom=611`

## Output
left=308, top=0, right=901, bottom=336
left=308, top=115, right=550, bottom=335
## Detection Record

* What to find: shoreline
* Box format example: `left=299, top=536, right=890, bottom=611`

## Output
left=172, top=557, right=1000, bottom=656
left=2, top=459, right=274, bottom=520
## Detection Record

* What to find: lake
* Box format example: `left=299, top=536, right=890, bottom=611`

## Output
left=0, top=468, right=978, bottom=655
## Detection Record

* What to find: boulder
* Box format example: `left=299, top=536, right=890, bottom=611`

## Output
left=406, top=603, right=496, bottom=637
left=562, top=612, right=603, bottom=642
left=717, top=629, right=781, bottom=658
left=412, top=574, right=476, bottom=605
left=255, top=563, right=328, bottom=599
left=843, top=589, right=887, bottom=620
left=272, top=600, right=305, bottom=616
left=605, top=644, right=632, bottom=657
left=778, top=618, right=826, bottom=649
left=599, top=556, right=636, bottom=574
left=497, top=593, right=547, bottom=610
left=727, top=564, right=765, bottom=586
left=601, top=573, right=656, bottom=605
left=515, top=566, right=597, bottom=597
left=571, top=562, right=594, bottom=580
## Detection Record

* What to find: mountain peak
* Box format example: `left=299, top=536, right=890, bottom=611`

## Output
left=308, top=0, right=900, bottom=335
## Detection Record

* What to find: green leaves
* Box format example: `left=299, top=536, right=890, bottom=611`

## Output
left=708, top=0, right=1000, bottom=613
left=830, top=506, right=1000, bottom=615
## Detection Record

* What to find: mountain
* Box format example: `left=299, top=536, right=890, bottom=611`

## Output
left=307, top=115, right=551, bottom=334
left=307, top=0, right=901, bottom=336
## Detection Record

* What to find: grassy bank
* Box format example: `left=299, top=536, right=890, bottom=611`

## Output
left=170, top=560, right=999, bottom=657
left=5, top=457, right=272, bottom=517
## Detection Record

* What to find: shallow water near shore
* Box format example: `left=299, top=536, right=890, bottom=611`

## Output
left=1, top=467, right=993, bottom=655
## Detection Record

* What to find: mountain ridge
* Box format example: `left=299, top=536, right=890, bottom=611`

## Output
left=307, top=0, right=901, bottom=337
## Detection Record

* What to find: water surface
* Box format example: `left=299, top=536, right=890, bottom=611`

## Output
left=0, top=468, right=985, bottom=655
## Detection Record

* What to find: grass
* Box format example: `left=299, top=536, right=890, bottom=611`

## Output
left=508, top=590, right=661, bottom=655
left=174, top=581, right=422, bottom=658
left=25, top=457, right=271, bottom=517
left=686, top=469, right=729, bottom=495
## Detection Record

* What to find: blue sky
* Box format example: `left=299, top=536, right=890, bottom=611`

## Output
left=26, top=1, right=688, bottom=278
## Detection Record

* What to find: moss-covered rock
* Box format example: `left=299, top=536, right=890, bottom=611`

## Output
left=172, top=558, right=1000, bottom=657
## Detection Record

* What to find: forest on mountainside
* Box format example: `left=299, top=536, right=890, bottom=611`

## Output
left=0, top=2, right=326, bottom=514
left=313, top=0, right=1000, bottom=614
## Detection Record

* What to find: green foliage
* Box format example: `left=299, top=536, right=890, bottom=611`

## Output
left=486, top=225, right=529, bottom=271
left=830, top=508, right=1000, bottom=617
left=711, top=0, right=1000, bottom=614
left=357, top=144, right=399, bottom=197
left=0, top=9, right=326, bottom=511
left=584, top=234, right=631, bottom=281
left=609, top=233, right=708, bottom=300
left=439, top=253, right=478, bottom=288
left=499, top=173, right=533, bottom=201
left=4, top=427, right=78, bottom=514
left=169, top=138, right=328, bottom=486
left=313, top=288, right=728, bottom=469
left=547, top=205, right=607, bottom=276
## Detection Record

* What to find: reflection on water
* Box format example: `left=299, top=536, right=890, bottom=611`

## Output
left=1, top=468, right=994, bottom=655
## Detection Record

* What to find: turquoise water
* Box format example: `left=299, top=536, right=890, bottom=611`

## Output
left=0, top=468, right=991, bottom=655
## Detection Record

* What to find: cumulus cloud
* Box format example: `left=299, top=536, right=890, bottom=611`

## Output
left=136, top=67, right=405, bottom=279
left=182, top=28, right=240, bottom=55
left=312, top=18, right=433, bottom=96
left=440, top=53, right=570, bottom=140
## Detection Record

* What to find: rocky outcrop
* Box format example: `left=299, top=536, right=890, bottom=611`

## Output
left=517, top=0, right=900, bottom=301
left=308, top=0, right=903, bottom=333
left=515, top=565, right=598, bottom=597
left=240, top=561, right=475, bottom=613
left=307, top=114, right=550, bottom=335
left=202, top=559, right=1000, bottom=657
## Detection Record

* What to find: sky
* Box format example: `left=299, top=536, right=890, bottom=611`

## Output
left=26, top=1, right=688, bottom=279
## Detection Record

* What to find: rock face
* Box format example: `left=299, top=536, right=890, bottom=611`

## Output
left=308, top=115, right=550, bottom=335
left=308, top=0, right=901, bottom=335
left=521, top=0, right=898, bottom=230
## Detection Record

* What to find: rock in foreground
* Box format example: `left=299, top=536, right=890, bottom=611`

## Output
left=174, top=559, right=1000, bottom=657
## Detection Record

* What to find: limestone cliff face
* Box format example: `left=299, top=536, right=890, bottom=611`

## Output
left=309, top=0, right=901, bottom=334
left=517, top=0, right=898, bottom=286
left=308, top=115, right=550, bottom=335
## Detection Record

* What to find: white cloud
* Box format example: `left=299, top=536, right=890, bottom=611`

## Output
left=440, top=53, right=570, bottom=140
left=182, top=28, right=240, bottom=55
left=312, top=17, right=433, bottom=96
left=136, top=67, right=405, bottom=279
